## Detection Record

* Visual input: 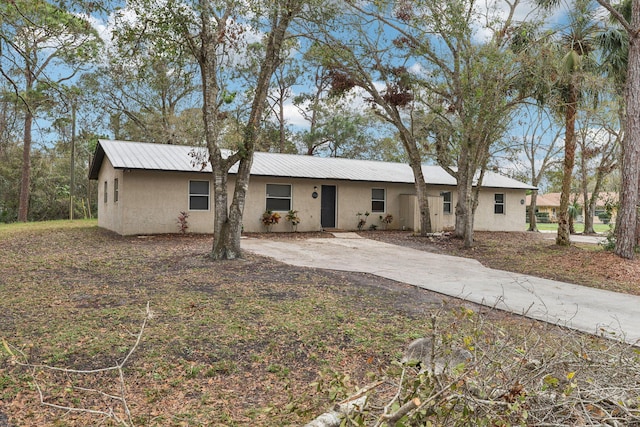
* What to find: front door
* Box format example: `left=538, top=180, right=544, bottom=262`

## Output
left=321, top=185, right=337, bottom=228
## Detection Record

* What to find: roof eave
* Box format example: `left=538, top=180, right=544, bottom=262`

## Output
left=88, top=141, right=106, bottom=180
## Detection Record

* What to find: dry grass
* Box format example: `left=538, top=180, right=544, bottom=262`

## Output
left=0, top=223, right=638, bottom=426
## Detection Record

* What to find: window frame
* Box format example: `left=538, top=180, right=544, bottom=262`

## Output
left=265, top=183, right=292, bottom=211
left=103, top=181, right=108, bottom=203
left=494, top=193, right=505, bottom=215
left=442, top=191, right=452, bottom=214
left=371, top=188, right=386, bottom=213
left=189, top=180, right=210, bottom=211
left=114, top=178, right=119, bottom=203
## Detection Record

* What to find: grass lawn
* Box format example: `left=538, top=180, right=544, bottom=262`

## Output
left=0, top=218, right=97, bottom=236
left=1, top=222, right=639, bottom=426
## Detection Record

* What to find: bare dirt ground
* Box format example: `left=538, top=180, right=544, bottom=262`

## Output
left=1, top=225, right=639, bottom=426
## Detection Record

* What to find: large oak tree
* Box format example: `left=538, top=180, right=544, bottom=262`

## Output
left=116, top=0, right=327, bottom=259
left=322, top=0, right=543, bottom=246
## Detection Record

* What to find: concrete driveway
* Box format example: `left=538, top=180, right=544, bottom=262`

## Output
left=242, top=233, right=640, bottom=345
left=539, top=231, right=607, bottom=245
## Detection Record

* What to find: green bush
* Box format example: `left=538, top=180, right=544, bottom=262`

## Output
left=597, top=212, right=611, bottom=224
left=535, top=212, right=550, bottom=223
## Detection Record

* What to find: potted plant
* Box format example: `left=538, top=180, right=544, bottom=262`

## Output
left=261, top=210, right=281, bottom=232
left=286, top=209, right=301, bottom=232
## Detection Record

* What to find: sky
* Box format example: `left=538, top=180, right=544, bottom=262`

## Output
left=4, top=0, right=608, bottom=175
left=80, top=0, right=573, bottom=133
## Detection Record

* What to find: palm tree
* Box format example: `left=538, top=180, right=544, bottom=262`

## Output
left=598, top=0, right=639, bottom=257
left=549, top=0, right=600, bottom=246
left=595, top=0, right=640, bottom=259
left=568, top=199, right=581, bottom=234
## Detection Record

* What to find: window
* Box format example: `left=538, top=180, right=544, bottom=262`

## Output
left=114, top=178, right=119, bottom=203
left=266, top=184, right=291, bottom=211
left=494, top=193, right=505, bottom=214
left=442, top=191, right=452, bottom=214
left=189, top=180, right=210, bottom=210
left=103, top=181, right=108, bottom=203
left=371, top=188, right=385, bottom=213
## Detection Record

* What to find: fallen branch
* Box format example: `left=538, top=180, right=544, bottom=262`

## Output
left=310, top=305, right=640, bottom=426
left=381, top=397, right=420, bottom=426
left=3, top=302, right=152, bottom=427
left=303, top=395, right=368, bottom=427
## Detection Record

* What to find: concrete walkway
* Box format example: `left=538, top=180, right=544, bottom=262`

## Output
left=242, top=234, right=640, bottom=345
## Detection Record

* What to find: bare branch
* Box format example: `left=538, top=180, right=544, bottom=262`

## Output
left=4, top=302, right=152, bottom=427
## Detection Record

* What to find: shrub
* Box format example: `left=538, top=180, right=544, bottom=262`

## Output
left=285, top=210, right=300, bottom=232
left=597, top=212, right=611, bottom=224
left=177, top=211, right=189, bottom=234
left=379, top=214, right=393, bottom=229
left=535, top=212, right=550, bottom=224
left=356, top=212, right=370, bottom=231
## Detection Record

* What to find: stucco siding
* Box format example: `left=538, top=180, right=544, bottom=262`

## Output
left=96, top=165, right=528, bottom=235
left=97, top=158, right=123, bottom=233
left=241, top=178, right=417, bottom=232
left=119, top=171, right=214, bottom=235
left=98, top=162, right=216, bottom=235
left=334, top=181, right=415, bottom=231
left=473, top=189, right=526, bottom=231
left=243, top=177, right=323, bottom=232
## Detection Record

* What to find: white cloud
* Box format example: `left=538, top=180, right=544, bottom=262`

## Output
left=471, top=0, right=568, bottom=43
left=282, top=99, right=308, bottom=128
left=278, top=84, right=385, bottom=131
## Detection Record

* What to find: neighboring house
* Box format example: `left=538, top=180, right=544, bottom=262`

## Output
left=526, top=192, right=618, bottom=224
left=89, top=139, right=535, bottom=235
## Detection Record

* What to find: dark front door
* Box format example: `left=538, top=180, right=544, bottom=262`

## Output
left=321, top=185, right=336, bottom=228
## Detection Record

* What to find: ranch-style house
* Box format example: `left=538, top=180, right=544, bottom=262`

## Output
left=89, top=139, right=535, bottom=235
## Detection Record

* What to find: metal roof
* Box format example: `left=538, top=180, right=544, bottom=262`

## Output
left=89, top=139, right=535, bottom=190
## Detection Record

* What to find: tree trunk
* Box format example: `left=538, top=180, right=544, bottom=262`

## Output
left=556, top=83, right=578, bottom=246
left=616, top=18, right=640, bottom=258
left=413, top=163, right=432, bottom=235
left=569, top=211, right=576, bottom=234
left=210, top=167, right=233, bottom=259
left=462, top=184, right=475, bottom=248
left=199, top=6, right=228, bottom=259
left=636, top=170, right=640, bottom=247
left=452, top=149, right=476, bottom=247
left=18, top=110, right=33, bottom=222
left=216, top=128, right=256, bottom=259
left=212, top=156, right=253, bottom=260
left=392, top=110, right=432, bottom=235
left=463, top=200, right=474, bottom=247
left=454, top=165, right=475, bottom=247
left=279, top=96, right=286, bottom=153
left=584, top=198, right=595, bottom=234
left=209, top=2, right=297, bottom=260
left=579, top=144, right=592, bottom=234
left=528, top=191, right=538, bottom=232
left=584, top=178, right=605, bottom=235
